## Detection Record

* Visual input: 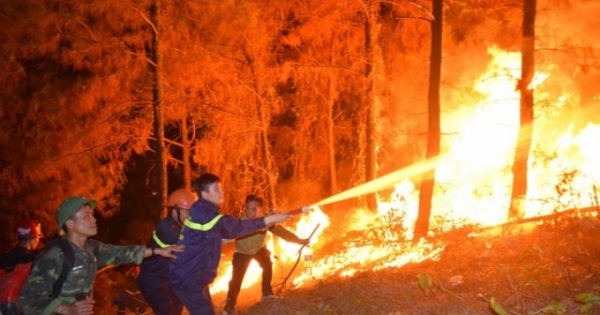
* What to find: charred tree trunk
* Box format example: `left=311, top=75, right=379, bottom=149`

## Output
left=328, top=72, right=338, bottom=196
left=258, top=98, right=278, bottom=207
left=181, top=117, right=192, bottom=191
left=509, top=0, right=536, bottom=220
left=149, top=1, right=168, bottom=218
left=413, top=0, right=442, bottom=243
left=363, top=0, right=380, bottom=212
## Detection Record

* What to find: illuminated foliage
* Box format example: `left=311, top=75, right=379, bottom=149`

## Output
left=0, top=0, right=154, bottom=231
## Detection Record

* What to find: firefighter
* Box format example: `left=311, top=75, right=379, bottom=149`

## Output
left=136, top=188, right=198, bottom=315
left=0, top=219, right=44, bottom=315
left=0, top=219, right=44, bottom=272
left=169, top=173, right=293, bottom=315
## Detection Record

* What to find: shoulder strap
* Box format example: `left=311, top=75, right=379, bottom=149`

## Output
left=50, top=238, right=74, bottom=299
left=38, top=238, right=100, bottom=299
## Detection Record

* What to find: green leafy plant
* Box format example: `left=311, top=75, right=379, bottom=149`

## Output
left=490, top=297, right=508, bottom=315
left=538, top=301, right=567, bottom=314
left=575, top=293, right=600, bottom=314
left=417, top=273, right=433, bottom=296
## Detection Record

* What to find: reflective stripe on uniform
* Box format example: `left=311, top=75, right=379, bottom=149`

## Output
left=183, top=215, right=223, bottom=231
left=152, top=231, right=170, bottom=248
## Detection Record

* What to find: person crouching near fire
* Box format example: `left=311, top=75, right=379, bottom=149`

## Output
left=18, top=196, right=184, bottom=315
left=223, top=195, right=309, bottom=315
left=169, top=173, right=294, bottom=315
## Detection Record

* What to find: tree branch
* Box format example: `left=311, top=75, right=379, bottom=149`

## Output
left=129, top=3, right=158, bottom=37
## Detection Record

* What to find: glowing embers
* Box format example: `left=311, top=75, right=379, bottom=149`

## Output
left=292, top=238, right=443, bottom=287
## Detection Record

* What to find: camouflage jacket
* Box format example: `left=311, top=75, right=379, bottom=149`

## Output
left=18, top=238, right=145, bottom=315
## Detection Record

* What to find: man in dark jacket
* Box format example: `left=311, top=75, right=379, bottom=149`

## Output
left=137, top=188, right=197, bottom=315
left=0, top=219, right=43, bottom=315
left=169, top=173, right=294, bottom=315
left=0, top=219, right=43, bottom=272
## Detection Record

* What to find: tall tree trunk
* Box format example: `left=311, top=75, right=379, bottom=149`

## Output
left=258, top=97, right=278, bottom=207
left=413, top=0, right=442, bottom=243
left=509, top=0, right=536, bottom=220
left=363, top=0, right=380, bottom=211
left=326, top=31, right=338, bottom=196
left=149, top=0, right=168, bottom=218
left=181, top=117, right=192, bottom=191
left=328, top=72, right=338, bottom=196
left=242, top=49, right=278, bottom=207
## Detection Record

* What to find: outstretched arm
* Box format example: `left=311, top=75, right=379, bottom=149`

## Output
left=270, top=225, right=309, bottom=245
left=264, top=213, right=292, bottom=226
left=144, top=245, right=184, bottom=259
left=219, top=213, right=291, bottom=239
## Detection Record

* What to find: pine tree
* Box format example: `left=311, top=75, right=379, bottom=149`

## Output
left=414, top=0, right=443, bottom=242
left=0, top=0, right=155, bottom=229
left=509, top=0, right=537, bottom=219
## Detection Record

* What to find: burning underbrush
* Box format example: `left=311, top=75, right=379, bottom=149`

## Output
left=238, top=212, right=600, bottom=315
left=93, top=208, right=600, bottom=315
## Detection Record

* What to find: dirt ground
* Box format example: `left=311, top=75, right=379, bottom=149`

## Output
left=96, top=213, right=600, bottom=315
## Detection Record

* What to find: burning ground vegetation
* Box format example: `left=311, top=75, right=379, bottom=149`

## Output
left=93, top=208, right=600, bottom=315
left=235, top=210, right=600, bottom=315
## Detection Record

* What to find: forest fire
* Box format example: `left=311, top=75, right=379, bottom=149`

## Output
left=209, top=46, right=600, bottom=296
left=2, top=0, right=599, bottom=314
left=434, top=46, right=600, bottom=226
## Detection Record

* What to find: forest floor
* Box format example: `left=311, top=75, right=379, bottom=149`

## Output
left=95, top=211, right=600, bottom=315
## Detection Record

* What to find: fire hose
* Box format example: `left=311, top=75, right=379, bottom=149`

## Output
left=275, top=222, right=320, bottom=296
left=270, top=205, right=310, bottom=216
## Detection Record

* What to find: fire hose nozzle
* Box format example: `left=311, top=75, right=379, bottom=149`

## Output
left=269, top=206, right=310, bottom=216
left=287, top=205, right=310, bottom=216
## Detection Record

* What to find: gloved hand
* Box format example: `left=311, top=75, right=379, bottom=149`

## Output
left=298, top=238, right=310, bottom=246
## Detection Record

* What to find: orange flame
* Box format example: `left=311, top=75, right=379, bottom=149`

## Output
left=210, top=46, right=600, bottom=298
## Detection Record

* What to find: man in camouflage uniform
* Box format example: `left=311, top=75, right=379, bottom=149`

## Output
left=18, top=196, right=183, bottom=315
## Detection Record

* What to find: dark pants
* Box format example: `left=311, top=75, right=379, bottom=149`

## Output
left=172, top=283, right=214, bottom=315
left=226, top=247, right=273, bottom=310
left=137, top=277, right=183, bottom=315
